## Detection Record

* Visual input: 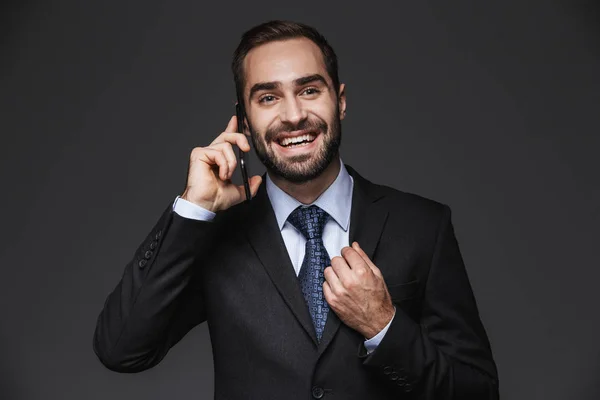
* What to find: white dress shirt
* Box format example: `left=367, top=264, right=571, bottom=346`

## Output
left=172, top=159, right=394, bottom=354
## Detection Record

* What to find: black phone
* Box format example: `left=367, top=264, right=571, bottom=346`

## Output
left=235, top=100, right=251, bottom=201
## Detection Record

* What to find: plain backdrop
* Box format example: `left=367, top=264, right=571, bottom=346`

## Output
left=1, top=1, right=599, bottom=399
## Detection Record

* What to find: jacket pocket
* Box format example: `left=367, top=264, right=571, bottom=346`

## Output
left=386, top=279, right=419, bottom=302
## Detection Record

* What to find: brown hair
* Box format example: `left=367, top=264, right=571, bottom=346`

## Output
left=231, top=20, right=340, bottom=109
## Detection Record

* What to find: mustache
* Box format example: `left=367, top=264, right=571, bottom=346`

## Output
left=264, top=118, right=328, bottom=143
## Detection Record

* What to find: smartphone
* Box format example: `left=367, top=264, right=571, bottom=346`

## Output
left=235, top=100, right=252, bottom=201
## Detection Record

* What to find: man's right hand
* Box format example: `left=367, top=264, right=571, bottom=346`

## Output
left=180, top=115, right=262, bottom=213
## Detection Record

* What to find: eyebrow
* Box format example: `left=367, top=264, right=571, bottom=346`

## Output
left=248, top=74, right=329, bottom=100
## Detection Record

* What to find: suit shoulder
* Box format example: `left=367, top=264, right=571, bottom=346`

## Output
left=347, top=164, right=448, bottom=218
left=369, top=182, right=450, bottom=229
left=376, top=182, right=447, bottom=213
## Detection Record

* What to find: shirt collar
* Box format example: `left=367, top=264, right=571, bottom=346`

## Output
left=266, top=158, right=354, bottom=232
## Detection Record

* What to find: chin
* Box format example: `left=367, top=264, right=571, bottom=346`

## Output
left=269, top=149, right=336, bottom=183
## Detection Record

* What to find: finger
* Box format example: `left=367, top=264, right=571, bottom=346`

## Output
left=232, top=174, right=263, bottom=200
left=199, top=148, right=229, bottom=181
left=330, top=255, right=353, bottom=286
left=323, top=281, right=336, bottom=306
left=350, top=242, right=375, bottom=268
left=323, top=265, right=345, bottom=295
left=224, top=115, right=237, bottom=133
left=211, top=132, right=250, bottom=152
left=211, top=142, right=237, bottom=179
left=352, top=242, right=382, bottom=277
left=341, top=246, right=371, bottom=276
left=248, top=175, right=262, bottom=197
left=323, top=280, right=333, bottom=300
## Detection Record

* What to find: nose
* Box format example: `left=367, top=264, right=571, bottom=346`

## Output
left=279, top=96, right=307, bottom=127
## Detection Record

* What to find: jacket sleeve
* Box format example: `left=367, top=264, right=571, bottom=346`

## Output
left=358, top=204, right=499, bottom=399
left=93, top=202, right=216, bottom=373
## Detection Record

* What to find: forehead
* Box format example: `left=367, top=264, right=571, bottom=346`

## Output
left=243, top=37, right=329, bottom=91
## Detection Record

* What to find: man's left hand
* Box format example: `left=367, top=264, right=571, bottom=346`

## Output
left=323, top=241, right=395, bottom=339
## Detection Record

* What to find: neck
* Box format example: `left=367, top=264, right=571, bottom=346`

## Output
left=268, top=157, right=341, bottom=205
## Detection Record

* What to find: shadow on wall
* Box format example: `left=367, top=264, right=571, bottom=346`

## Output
left=0, top=0, right=38, bottom=76
left=0, top=356, right=21, bottom=400
left=575, top=0, right=600, bottom=37
left=585, top=355, right=600, bottom=400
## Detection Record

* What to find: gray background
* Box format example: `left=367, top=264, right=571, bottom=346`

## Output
left=1, top=0, right=599, bottom=399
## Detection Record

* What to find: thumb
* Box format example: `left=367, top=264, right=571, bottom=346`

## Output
left=249, top=175, right=262, bottom=197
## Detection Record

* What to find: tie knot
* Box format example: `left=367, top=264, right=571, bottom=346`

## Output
left=287, top=205, right=330, bottom=240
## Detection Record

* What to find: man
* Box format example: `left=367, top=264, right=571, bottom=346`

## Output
left=93, top=20, right=499, bottom=399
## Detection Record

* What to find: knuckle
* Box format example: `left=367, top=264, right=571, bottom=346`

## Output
left=338, top=287, right=349, bottom=298
left=341, top=246, right=353, bottom=257
left=190, top=147, right=203, bottom=158
left=218, top=140, right=232, bottom=149
left=327, top=294, right=337, bottom=305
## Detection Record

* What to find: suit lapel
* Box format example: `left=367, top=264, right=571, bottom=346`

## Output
left=243, top=164, right=389, bottom=352
left=317, top=164, right=389, bottom=355
left=244, top=180, right=319, bottom=345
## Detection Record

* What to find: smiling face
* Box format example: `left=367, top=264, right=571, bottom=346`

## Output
left=241, top=37, right=346, bottom=183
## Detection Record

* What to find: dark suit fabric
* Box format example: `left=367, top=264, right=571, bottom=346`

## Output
left=93, top=165, right=499, bottom=399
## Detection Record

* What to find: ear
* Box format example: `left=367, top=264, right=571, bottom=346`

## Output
left=236, top=100, right=252, bottom=137
left=243, top=114, right=252, bottom=137
left=338, top=83, right=347, bottom=120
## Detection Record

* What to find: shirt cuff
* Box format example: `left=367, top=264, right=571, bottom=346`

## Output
left=172, top=195, right=216, bottom=221
left=363, top=306, right=396, bottom=355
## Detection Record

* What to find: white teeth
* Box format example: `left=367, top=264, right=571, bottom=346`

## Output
left=280, top=134, right=316, bottom=146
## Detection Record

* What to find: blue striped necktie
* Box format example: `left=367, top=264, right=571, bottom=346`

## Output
left=287, top=205, right=331, bottom=341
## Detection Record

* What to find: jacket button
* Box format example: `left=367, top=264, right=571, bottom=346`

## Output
left=404, top=383, right=413, bottom=392
left=150, top=241, right=157, bottom=250
left=383, top=366, right=393, bottom=375
left=144, top=250, right=153, bottom=259
left=155, top=230, right=162, bottom=240
left=138, top=259, right=147, bottom=268
left=390, top=372, right=399, bottom=381
left=311, top=386, right=324, bottom=399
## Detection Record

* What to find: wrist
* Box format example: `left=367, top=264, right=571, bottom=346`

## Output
left=181, top=189, right=218, bottom=212
left=362, top=306, right=395, bottom=339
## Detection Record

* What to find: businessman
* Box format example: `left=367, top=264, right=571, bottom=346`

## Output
left=93, top=20, right=499, bottom=399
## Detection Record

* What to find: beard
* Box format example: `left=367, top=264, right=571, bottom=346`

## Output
left=248, top=106, right=342, bottom=183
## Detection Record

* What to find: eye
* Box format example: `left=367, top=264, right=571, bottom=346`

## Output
left=258, top=95, right=276, bottom=104
left=301, top=87, right=321, bottom=96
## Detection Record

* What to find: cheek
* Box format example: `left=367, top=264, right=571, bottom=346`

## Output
left=251, top=111, right=278, bottom=134
left=247, top=116, right=266, bottom=137
left=312, top=101, right=337, bottom=123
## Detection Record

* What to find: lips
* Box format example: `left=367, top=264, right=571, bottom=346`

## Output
left=274, top=131, right=321, bottom=153
left=278, top=134, right=317, bottom=147
left=274, top=130, right=319, bottom=146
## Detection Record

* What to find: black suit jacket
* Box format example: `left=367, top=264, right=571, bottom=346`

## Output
left=93, top=164, right=499, bottom=399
